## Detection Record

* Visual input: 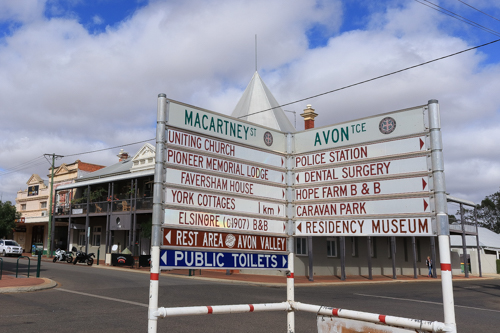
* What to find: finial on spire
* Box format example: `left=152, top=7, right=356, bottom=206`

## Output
left=255, top=34, right=257, bottom=72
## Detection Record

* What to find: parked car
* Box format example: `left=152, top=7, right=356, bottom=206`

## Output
left=0, top=239, right=23, bottom=257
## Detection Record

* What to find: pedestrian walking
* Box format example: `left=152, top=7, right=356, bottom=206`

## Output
left=426, top=256, right=433, bottom=277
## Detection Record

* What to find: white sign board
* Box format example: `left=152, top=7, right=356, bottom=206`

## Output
left=164, top=208, right=287, bottom=235
left=294, top=155, right=429, bottom=185
left=295, top=217, right=433, bottom=236
left=294, top=136, right=428, bottom=169
left=166, top=148, right=285, bottom=185
left=165, top=188, right=286, bottom=217
left=168, top=128, right=285, bottom=168
left=295, top=197, right=432, bottom=218
left=294, top=106, right=427, bottom=154
left=294, top=176, right=431, bottom=201
left=166, top=168, right=285, bottom=201
left=168, top=100, right=287, bottom=152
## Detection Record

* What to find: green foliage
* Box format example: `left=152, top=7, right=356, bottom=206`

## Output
left=90, top=188, right=107, bottom=202
left=0, top=201, right=20, bottom=238
left=140, top=217, right=152, bottom=239
left=477, top=190, right=500, bottom=233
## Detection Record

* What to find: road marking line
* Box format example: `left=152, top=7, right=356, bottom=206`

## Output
left=57, top=288, right=148, bottom=308
left=355, top=293, right=500, bottom=314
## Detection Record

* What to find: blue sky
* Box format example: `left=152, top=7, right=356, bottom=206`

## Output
left=1, top=0, right=500, bottom=205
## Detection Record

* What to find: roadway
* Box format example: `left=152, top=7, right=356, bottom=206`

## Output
left=1, top=257, right=499, bottom=332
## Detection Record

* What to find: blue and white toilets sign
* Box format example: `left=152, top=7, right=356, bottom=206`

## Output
left=160, top=249, right=288, bottom=270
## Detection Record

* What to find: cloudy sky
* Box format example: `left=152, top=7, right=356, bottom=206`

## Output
left=0, top=0, right=499, bottom=206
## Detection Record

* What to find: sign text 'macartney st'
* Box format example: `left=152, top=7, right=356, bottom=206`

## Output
left=168, top=101, right=287, bottom=152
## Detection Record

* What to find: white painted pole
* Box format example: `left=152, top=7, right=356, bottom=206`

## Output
left=148, top=94, right=167, bottom=333
left=293, top=302, right=447, bottom=332
left=428, top=100, right=456, bottom=333
left=286, top=133, right=295, bottom=333
left=156, top=302, right=290, bottom=317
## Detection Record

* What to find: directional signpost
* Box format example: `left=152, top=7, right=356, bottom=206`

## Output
left=149, top=97, right=457, bottom=333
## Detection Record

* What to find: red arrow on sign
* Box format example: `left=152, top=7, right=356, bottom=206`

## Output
left=282, top=190, right=285, bottom=199
left=281, top=158, right=284, bottom=166
left=282, top=174, right=284, bottom=182
left=278, top=206, right=281, bottom=215
left=283, top=223, right=286, bottom=232
left=297, top=222, right=302, bottom=233
left=423, top=199, right=429, bottom=211
left=422, top=178, right=427, bottom=190
left=420, top=138, right=425, bottom=150
left=296, top=174, right=299, bottom=183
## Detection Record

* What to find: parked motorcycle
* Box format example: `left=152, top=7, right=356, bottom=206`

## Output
left=72, top=247, right=95, bottom=266
left=52, top=248, right=74, bottom=263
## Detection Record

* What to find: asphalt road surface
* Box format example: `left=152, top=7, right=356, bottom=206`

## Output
left=2, top=258, right=500, bottom=332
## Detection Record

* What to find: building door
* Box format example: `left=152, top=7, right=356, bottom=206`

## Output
left=31, top=225, right=44, bottom=249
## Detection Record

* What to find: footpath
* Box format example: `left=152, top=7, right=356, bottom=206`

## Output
left=1, top=254, right=497, bottom=293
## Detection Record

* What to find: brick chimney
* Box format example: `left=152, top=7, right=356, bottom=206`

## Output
left=117, top=149, right=129, bottom=162
left=301, top=104, right=318, bottom=129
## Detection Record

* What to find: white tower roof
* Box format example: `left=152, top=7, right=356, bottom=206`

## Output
left=231, top=72, right=296, bottom=133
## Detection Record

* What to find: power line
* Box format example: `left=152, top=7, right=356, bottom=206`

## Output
left=239, top=38, right=500, bottom=119
left=456, top=0, right=500, bottom=22
left=0, top=138, right=155, bottom=178
left=63, top=138, right=154, bottom=157
left=0, top=159, right=48, bottom=177
left=414, top=0, right=500, bottom=37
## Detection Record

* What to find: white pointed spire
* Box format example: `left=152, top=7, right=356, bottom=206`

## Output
left=231, top=72, right=296, bottom=133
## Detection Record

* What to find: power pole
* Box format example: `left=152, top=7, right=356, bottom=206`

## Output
left=45, top=153, right=63, bottom=257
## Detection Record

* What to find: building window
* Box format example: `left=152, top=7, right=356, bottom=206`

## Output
left=296, top=237, right=307, bottom=256
left=327, top=238, right=338, bottom=257
left=93, top=227, right=102, bottom=246
left=351, top=237, right=358, bottom=257
left=21, top=204, right=26, bottom=211
left=370, top=237, right=377, bottom=258
left=41, top=201, right=47, bottom=209
left=78, top=231, right=86, bottom=246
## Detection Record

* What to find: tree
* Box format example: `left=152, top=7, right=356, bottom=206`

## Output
left=0, top=201, right=19, bottom=239
left=477, top=190, right=500, bottom=233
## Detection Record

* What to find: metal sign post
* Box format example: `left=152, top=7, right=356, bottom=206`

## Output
left=428, top=100, right=456, bottom=333
left=148, top=94, right=167, bottom=333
